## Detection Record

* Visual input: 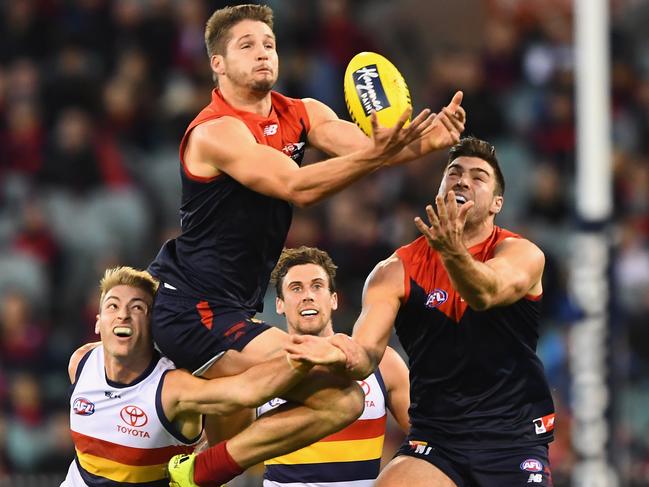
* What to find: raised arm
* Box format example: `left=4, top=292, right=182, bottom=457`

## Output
left=415, top=194, right=544, bottom=310
left=331, top=255, right=406, bottom=381
left=303, top=91, right=465, bottom=162
left=184, top=105, right=433, bottom=208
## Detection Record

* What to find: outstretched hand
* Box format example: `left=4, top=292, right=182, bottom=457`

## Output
left=414, top=190, right=474, bottom=254
left=367, top=106, right=435, bottom=163
left=422, top=91, right=466, bottom=151
left=285, top=334, right=347, bottom=367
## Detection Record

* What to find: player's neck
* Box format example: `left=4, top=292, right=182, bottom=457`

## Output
left=219, top=83, right=272, bottom=117
left=462, top=219, right=495, bottom=248
left=104, top=351, right=154, bottom=385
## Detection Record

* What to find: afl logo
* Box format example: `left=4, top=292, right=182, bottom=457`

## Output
left=120, top=405, right=148, bottom=427
left=72, top=397, right=95, bottom=416
left=358, top=380, right=371, bottom=396
left=520, top=459, right=543, bottom=472
left=425, top=289, right=448, bottom=308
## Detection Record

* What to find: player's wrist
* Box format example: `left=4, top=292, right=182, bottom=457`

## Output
left=286, top=354, right=312, bottom=374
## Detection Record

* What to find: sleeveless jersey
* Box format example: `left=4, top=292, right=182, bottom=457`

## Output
left=395, top=227, right=554, bottom=448
left=258, top=371, right=388, bottom=487
left=149, top=89, right=310, bottom=312
left=62, top=347, right=199, bottom=486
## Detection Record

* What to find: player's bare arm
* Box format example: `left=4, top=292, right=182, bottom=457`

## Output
left=378, top=346, right=410, bottom=432
left=184, top=107, right=433, bottom=207
left=415, top=192, right=545, bottom=310
left=334, top=255, right=406, bottom=381
left=164, top=336, right=348, bottom=417
left=303, top=93, right=465, bottom=163
left=67, top=341, right=101, bottom=383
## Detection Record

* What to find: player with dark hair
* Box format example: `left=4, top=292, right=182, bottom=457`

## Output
left=257, top=246, right=409, bottom=486
left=302, top=137, right=555, bottom=487
left=148, top=3, right=466, bottom=483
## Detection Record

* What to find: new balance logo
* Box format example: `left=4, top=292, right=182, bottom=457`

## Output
left=263, top=124, right=278, bottom=136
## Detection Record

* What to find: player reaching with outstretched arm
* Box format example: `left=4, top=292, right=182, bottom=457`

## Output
left=147, top=4, right=465, bottom=485
left=291, top=137, right=555, bottom=487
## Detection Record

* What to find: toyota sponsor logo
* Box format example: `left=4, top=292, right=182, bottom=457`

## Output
left=120, top=405, right=148, bottom=427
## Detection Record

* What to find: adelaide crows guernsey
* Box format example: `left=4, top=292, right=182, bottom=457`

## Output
left=395, top=227, right=554, bottom=447
left=258, top=371, right=388, bottom=487
left=62, top=347, right=199, bottom=486
left=149, top=89, right=310, bottom=312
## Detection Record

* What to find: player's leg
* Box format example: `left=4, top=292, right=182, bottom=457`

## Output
left=376, top=456, right=459, bottom=487
left=169, top=369, right=363, bottom=486
left=152, top=290, right=364, bottom=448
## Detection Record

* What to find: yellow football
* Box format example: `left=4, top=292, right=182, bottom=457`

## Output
left=344, top=51, right=412, bottom=136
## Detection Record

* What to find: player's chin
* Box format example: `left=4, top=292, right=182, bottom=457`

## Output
left=250, top=77, right=276, bottom=93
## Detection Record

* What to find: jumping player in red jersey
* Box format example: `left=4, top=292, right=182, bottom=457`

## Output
left=303, top=137, right=555, bottom=487
left=148, top=4, right=466, bottom=485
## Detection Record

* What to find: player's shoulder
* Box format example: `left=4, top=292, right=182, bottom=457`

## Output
left=189, top=116, right=257, bottom=153
left=365, top=253, right=405, bottom=294
left=496, top=234, right=545, bottom=262
left=68, top=342, right=101, bottom=383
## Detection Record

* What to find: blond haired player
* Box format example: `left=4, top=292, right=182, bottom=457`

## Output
left=62, top=267, right=347, bottom=486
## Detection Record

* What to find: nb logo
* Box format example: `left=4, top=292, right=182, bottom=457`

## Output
left=120, top=405, right=148, bottom=427
left=263, top=124, right=278, bottom=136
left=425, top=289, right=448, bottom=308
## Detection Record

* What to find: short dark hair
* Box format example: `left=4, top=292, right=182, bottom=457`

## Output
left=271, top=246, right=337, bottom=299
left=205, top=4, right=274, bottom=57
left=447, top=137, right=505, bottom=196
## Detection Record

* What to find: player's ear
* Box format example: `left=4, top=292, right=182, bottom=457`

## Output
left=331, top=292, right=338, bottom=311
left=211, top=55, right=225, bottom=76
left=95, top=314, right=100, bottom=334
left=491, top=195, right=503, bottom=214
left=276, top=296, right=285, bottom=315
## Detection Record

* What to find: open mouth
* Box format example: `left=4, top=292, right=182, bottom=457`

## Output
left=300, top=309, right=318, bottom=317
left=113, top=326, right=133, bottom=338
left=454, top=194, right=468, bottom=205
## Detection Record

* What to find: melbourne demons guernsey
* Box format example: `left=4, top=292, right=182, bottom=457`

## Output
left=62, top=347, right=199, bottom=486
left=395, top=227, right=554, bottom=447
left=149, top=89, right=310, bottom=312
left=258, top=370, right=388, bottom=487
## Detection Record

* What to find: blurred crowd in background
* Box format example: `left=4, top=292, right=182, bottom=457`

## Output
left=1, top=0, right=648, bottom=485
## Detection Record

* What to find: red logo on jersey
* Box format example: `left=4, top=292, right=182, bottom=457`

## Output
left=358, top=380, right=371, bottom=396
left=532, top=413, right=555, bottom=434
left=120, top=405, right=148, bottom=427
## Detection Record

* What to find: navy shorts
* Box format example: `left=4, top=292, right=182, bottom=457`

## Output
left=151, top=285, right=271, bottom=374
left=396, top=433, right=552, bottom=487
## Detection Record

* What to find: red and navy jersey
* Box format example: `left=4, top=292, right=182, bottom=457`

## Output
left=394, top=227, right=555, bottom=447
left=149, top=89, right=310, bottom=312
